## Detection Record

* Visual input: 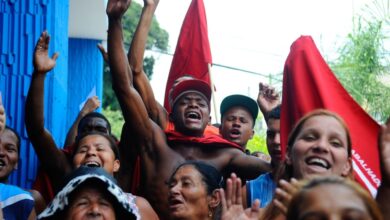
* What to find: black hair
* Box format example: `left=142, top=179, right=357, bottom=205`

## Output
left=267, top=105, right=281, bottom=121
left=4, top=126, right=20, bottom=154
left=72, top=132, right=119, bottom=160
left=77, top=112, right=111, bottom=135
left=169, top=161, right=224, bottom=194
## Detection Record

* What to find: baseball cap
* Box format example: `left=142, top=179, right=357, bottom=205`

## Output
left=220, top=94, right=259, bottom=122
left=170, top=79, right=212, bottom=109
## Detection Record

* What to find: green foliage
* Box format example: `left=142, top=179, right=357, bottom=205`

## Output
left=102, top=107, right=124, bottom=139
left=246, top=131, right=268, bottom=155
left=102, top=64, right=121, bottom=111
left=246, top=116, right=269, bottom=155
left=330, top=2, right=390, bottom=123
left=103, top=1, right=169, bottom=110
left=144, top=56, right=156, bottom=79
left=122, top=2, right=169, bottom=53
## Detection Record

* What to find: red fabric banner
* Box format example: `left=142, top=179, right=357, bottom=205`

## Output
left=163, top=0, right=212, bottom=112
left=281, top=35, right=381, bottom=195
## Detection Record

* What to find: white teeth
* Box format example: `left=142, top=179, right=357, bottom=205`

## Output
left=307, top=158, right=329, bottom=169
left=186, top=112, right=200, bottom=119
left=84, top=161, right=101, bottom=167
left=231, top=129, right=240, bottom=135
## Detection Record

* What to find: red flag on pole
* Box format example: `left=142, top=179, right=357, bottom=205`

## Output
left=163, top=0, right=212, bottom=112
left=281, top=36, right=381, bottom=196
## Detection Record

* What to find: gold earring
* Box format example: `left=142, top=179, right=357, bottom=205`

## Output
left=208, top=205, right=213, bottom=218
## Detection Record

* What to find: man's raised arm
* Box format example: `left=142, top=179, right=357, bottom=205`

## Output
left=128, top=0, right=168, bottom=128
left=227, top=150, right=272, bottom=180
left=25, top=31, right=71, bottom=181
left=106, top=0, right=154, bottom=148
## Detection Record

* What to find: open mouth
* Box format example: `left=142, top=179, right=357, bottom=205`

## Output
left=305, top=157, right=330, bottom=169
left=0, top=159, right=5, bottom=168
left=229, top=129, right=241, bottom=138
left=83, top=161, right=101, bottom=168
left=185, top=111, right=201, bottom=120
left=168, top=197, right=183, bottom=208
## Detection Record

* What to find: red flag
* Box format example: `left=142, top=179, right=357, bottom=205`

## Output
left=163, top=0, right=212, bottom=112
left=281, top=36, right=381, bottom=196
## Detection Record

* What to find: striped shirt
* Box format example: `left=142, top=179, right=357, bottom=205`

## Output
left=0, top=183, right=34, bottom=220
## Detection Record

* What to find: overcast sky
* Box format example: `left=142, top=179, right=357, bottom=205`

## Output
left=135, top=0, right=370, bottom=122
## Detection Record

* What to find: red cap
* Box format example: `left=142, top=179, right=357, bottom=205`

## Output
left=170, top=79, right=212, bottom=109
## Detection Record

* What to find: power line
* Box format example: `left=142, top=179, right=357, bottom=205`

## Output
left=211, top=63, right=282, bottom=81
left=147, top=48, right=283, bottom=82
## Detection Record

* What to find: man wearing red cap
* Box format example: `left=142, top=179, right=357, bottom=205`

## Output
left=106, top=0, right=270, bottom=218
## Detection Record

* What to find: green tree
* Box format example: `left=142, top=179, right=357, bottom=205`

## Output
left=331, top=1, right=390, bottom=123
left=246, top=116, right=268, bottom=155
left=102, top=107, right=124, bottom=139
left=103, top=1, right=169, bottom=110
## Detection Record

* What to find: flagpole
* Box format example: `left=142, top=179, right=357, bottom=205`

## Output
left=208, top=63, right=219, bottom=123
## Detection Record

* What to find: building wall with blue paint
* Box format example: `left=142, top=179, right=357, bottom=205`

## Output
left=0, top=0, right=104, bottom=188
left=67, top=38, right=103, bottom=128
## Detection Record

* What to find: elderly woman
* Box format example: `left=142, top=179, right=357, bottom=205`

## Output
left=38, top=166, right=140, bottom=219
left=167, top=161, right=223, bottom=220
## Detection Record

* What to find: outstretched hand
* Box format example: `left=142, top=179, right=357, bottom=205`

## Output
left=220, top=173, right=261, bottom=220
left=273, top=178, right=299, bottom=215
left=0, top=93, right=5, bottom=135
left=106, top=0, right=131, bottom=19
left=81, top=96, right=101, bottom=114
left=33, top=31, right=59, bottom=74
left=257, top=82, right=280, bottom=116
left=379, top=118, right=390, bottom=186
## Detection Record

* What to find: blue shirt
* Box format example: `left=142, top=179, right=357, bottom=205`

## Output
left=246, top=172, right=276, bottom=208
left=0, top=183, right=34, bottom=220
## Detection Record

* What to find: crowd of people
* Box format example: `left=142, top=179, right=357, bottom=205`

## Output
left=1, top=0, right=390, bottom=219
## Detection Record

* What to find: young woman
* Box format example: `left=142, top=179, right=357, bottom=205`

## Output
left=262, top=109, right=353, bottom=219
left=287, top=176, right=383, bottom=220
left=220, top=110, right=390, bottom=220
left=0, top=127, right=37, bottom=219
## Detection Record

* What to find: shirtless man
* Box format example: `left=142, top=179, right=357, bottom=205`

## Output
left=106, top=0, right=270, bottom=218
left=99, top=0, right=216, bottom=134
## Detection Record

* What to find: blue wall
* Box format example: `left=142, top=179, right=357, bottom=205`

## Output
left=1, top=0, right=104, bottom=189
left=0, top=0, right=69, bottom=188
left=67, top=38, right=103, bottom=127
